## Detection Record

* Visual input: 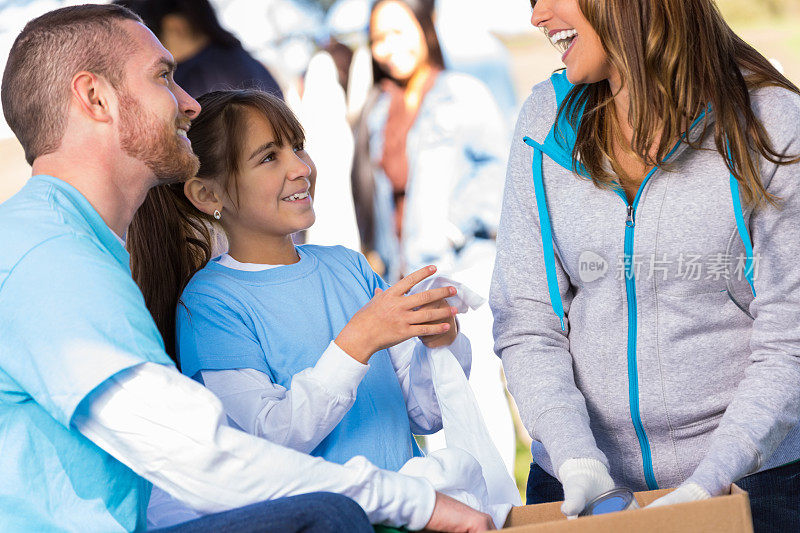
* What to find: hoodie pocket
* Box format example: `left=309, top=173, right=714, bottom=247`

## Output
left=723, top=288, right=754, bottom=319
left=672, top=412, right=724, bottom=440
left=670, top=412, right=725, bottom=480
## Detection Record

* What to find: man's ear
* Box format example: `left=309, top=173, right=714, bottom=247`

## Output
left=71, top=71, right=114, bottom=124
left=184, top=177, right=223, bottom=217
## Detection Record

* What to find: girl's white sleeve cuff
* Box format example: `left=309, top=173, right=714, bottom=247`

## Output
left=308, top=341, right=369, bottom=398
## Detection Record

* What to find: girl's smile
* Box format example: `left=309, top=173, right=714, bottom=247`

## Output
left=183, top=104, right=318, bottom=266
left=281, top=190, right=310, bottom=202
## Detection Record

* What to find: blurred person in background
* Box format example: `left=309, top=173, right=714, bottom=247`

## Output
left=115, top=0, right=283, bottom=99
left=435, top=0, right=519, bottom=127
left=324, top=37, right=355, bottom=93
left=297, top=47, right=362, bottom=250
left=352, top=0, right=516, bottom=475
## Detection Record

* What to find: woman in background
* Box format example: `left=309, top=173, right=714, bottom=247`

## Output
left=352, top=0, right=516, bottom=475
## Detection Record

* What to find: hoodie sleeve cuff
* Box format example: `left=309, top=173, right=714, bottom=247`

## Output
left=533, top=407, right=609, bottom=474
left=687, top=431, right=760, bottom=496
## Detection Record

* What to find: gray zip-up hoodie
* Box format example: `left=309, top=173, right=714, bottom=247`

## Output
left=490, top=71, right=800, bottom=495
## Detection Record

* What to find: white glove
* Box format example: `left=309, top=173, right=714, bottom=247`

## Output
left=557, top=458, right=615, bottom=518
left=647, top=482, right=710, bottom=508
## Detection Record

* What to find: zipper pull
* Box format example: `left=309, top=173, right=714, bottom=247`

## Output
left=626, top=205, right=635, bottom=227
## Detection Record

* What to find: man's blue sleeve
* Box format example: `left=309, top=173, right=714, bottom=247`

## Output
left=0, top=235, right=171, bottom=427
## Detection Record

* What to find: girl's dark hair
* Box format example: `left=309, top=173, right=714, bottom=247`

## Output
left=369, top=0, right=446, bottom=85
left=115, top=0, right=240, bottom=48
left=128, top=90, right=304, bottom=363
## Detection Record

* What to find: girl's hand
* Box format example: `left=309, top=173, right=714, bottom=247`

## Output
left=335, top=266, right=458, bottom=364
left=417, top=297, right=459, bottom=348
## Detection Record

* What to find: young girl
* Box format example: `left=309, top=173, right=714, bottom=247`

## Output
left=491, top=0, right=800, bottom=530
left=127, top=90, right=471, bottom=524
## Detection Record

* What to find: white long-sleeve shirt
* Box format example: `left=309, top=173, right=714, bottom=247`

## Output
left=200, top=334, right=472, bottom=445
left=72, top=361, right=437, bottom=530
left=146, top=337, right=471, bottom=527
left=139, top=253, right=472, bottom=527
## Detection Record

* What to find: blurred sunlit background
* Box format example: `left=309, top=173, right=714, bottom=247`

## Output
left=2, top=0, right=798, bottom=205
left=1, top=0, right=798, bottom=495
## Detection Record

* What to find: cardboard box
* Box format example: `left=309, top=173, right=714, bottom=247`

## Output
left=503, top=485, right=752, bottom=532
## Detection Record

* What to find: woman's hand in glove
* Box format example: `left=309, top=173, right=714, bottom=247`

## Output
left=647, top=483, right=710, bottom=508
left=558, top=458, right=615, bottom=518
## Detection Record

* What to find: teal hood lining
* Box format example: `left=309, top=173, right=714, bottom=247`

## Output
left=523, top=72, right=757, bottom=329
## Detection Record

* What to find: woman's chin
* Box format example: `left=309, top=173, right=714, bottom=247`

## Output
left=565, top=67, right=587, bottom=85
left=386, top=63, right=415, bottom=83
left=565, top=65, right=611, bottom=86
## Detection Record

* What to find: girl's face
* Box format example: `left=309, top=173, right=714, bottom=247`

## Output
left=222, top=110, right=316, bottom=239
left=531, top=0, right=612, bottom=85
left=370, top=1, right=428, bottom=82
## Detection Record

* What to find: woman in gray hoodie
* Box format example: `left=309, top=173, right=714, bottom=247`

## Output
left=490, top=0, right=800, bottom=530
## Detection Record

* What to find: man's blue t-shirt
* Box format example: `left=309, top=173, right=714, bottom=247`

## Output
left=177, top=245, right=421, bottom=472
left=0, top=175, right=173, bottom=532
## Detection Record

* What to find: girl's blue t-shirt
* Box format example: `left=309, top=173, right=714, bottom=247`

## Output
left=176, top=244, right=420, bottom=471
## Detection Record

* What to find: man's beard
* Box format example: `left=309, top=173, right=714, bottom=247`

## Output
left=118, top=89, right=200, bottom=183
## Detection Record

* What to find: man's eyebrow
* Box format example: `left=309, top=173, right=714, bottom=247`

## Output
left=249, top=141, right=276, bottom=161
left=151, top=57, right=177, bottom=73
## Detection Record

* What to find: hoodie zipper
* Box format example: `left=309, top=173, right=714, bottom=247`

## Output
left=616, top=166, right=659, bottom=491
left=614, top=115, right=701, bottom=491
left=523, top=104, right=705, bottom=491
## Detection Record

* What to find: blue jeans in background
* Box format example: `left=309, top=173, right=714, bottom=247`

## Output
left=736, top=460, right=800, bottom=532
left=526, top=460, right=800, bottom=532
left=525, top=463, right=563, bottom=506
left=153, top=492, right=373, bottom=533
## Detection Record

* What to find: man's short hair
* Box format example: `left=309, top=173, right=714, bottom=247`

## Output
left=1, top=4, right=142, bottom=165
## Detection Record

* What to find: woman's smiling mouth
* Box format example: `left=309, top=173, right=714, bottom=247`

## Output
left=543, top=28, right=579, bottom=60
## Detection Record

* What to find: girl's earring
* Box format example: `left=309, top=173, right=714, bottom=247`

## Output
left=213, top=209, right=222, bottom=220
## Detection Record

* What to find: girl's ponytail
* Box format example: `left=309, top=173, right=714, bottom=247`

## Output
left=128, top=182, right=215, bottom=363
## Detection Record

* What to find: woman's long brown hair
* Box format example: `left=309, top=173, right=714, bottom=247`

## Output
left=127, top=90, right=304, bottom=364
left=562, top=0, right=800, bottom=207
